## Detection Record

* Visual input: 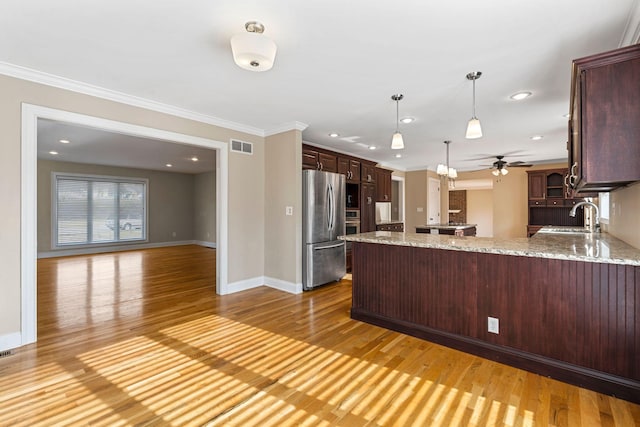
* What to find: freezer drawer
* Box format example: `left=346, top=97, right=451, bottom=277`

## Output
left=303, top=240, right=346, bottom=290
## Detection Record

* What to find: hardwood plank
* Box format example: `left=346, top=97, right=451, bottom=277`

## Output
left=0, top=245, right=637, bottom=425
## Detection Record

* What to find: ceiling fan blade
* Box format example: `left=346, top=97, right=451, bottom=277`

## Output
left=467, top=150, right=528, bottom=161
left=508, top=161, right=533, bottom=167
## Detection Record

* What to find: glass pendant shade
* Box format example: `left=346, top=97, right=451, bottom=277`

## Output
left=492, top=169, right=500, bottom=176
left=501, top=168, right=509, bottom=175
left=448, top=168, right=458, bottom=179
left=231, top=23, right=277, bottom=72
left=391, top=132, right=404, bottom=149
left=437, top=164, right=448, bottom=175
left=466, top=117, right=483, bottom=139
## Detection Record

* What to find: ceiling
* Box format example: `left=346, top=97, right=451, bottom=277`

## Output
left=37, top=119, right=216, bottom=174
left=3, top=1, right=639, bottom=173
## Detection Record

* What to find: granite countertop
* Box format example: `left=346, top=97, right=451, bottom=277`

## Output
left=340, top=226, right=640, bottom=266
left=376, top=220, right=404, bottom=225
left=415, top=223, right=477, bottom=230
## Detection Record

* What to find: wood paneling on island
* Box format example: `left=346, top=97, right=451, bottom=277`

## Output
left=351, top=242, right=640, bottom=403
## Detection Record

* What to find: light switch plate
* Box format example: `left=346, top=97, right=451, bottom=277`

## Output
left=285, top=206, right=293, bottom=216
left=488, top=316, right=499, bottom=334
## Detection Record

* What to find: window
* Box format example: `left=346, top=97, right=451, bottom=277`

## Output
left=54, top=173, right=148, bottom=247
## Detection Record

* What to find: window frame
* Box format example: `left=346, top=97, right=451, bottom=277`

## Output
left=52, top=172, right=149, bottom=249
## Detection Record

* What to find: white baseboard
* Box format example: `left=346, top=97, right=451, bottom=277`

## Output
left=0, top=332, right=22, bottom=352
left=194, top=240, right=217, bottom=248
left=38, top=240, right=205, bottom=258
left=223, top=276, right=302, bottom=295
left=223, top=276, right=266, bottom=295
left=264, top=277, right=303, bottom=294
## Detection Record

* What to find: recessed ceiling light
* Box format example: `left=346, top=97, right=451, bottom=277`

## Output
left=191, top=157, right=199, bottom=162
left=510, top=91, right=532, bottom=100
left=166, top=163, right=173, bottom=167
left=59, top=139, right=70, bottom=144
left=400, top=117, right=414, bottom=124
left=49, top=151, right=58, bottom=155
left=531, top=135, right=544, bottom=140
left=329, top=133, right=339, bottom=138
left=369, top=146, right=376, bottom=150
left=395, top=154, right=402, bottom=158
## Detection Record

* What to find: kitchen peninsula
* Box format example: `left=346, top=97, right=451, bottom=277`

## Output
left=340, top=230, right=640, bottom=403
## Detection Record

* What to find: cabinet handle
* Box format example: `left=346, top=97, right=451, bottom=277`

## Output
left=569, top=162, right=578, bottom=187
left=367, top=196, right=372, bottom=205
left=316, top=162, right=320, bottom=170
left=319, top=162, right=323, bottom=171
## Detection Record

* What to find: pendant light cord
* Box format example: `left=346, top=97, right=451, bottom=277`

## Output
left=395, top=99, right=400, bottom=133
left=472, top=78, right=476, bottom=119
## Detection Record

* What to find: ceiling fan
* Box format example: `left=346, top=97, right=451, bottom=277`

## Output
left=486, top=155, right=533, bottom=176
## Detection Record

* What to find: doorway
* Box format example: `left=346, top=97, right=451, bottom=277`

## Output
left=427, top=177, right=440, bottom=225
left=21, top=104, right=229, bottom=346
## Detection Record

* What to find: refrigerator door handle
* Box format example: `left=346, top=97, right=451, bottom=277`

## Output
left=314, top=242, right=345, bottom=250
left=328, top=183, right=334, bottom=230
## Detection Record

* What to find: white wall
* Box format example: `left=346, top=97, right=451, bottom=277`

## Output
left=467, top=189, right=494, bottom=237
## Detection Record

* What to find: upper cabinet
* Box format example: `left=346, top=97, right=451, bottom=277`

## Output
left=302, top=146, right=337, bottom=172
left=337, top=157, right=361, bottom=182
left=568, top=44, right=640, bottom=193
left=361, top=163, right=376, bottom=183
left=375, top=168, right=392, bottom=202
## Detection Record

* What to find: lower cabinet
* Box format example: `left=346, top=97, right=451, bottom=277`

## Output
left=376, top=223, right=404, bottom=232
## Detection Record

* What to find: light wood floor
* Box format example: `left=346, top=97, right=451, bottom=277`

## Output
left=0, top=245, right=638, bottom=426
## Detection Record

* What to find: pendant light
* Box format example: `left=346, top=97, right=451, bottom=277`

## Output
left=390, top=94, right=404, bottom=149
left=230, top=21, right=277, bottom=72
left=465, top=71, right=483, bottom=139
left=437, top=140, right=457, bottom=187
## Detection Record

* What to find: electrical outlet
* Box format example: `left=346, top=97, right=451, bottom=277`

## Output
left=285, top=206, right=293, bottom=216
left=172, top=231, right=176, bottom=237
left=488, top=316, right=499, bottom=334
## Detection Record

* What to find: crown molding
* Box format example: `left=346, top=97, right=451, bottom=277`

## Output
left=264, top=121, right=309, bottom=137
left=620, top=0, right=640, bottom=46
left=0, top=61, right=266, bottom=137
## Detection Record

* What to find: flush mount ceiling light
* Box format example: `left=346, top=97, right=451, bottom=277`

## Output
left=369, top=146, right=377, bottom=150
left=59, top=139, right=70, bottom=144
left=391, top=94, right=405, bottom=149
left=230, top=21, right=277, bottom=72
left=166, top=163, right=173, bottom=168
left=465, top=72, right=483, bottom=139
left=49, top=151, right=58, bottom=155
left=400, top=116, right=415, bottom=124
left=530, top=135, right=544, bottom=140
left=436, top=140, right=457, bottom=187
left=191, top=156, right=199, bottom=162
left=395, top=154, right=402, bottom=158
left=328, top=133, right=339, bottom=138
left=510, top=91, right=532, bottom=100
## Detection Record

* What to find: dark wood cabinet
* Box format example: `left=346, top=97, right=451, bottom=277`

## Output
left=361, top=163, right=376, bottom=183
left=302, top=146, right=337, bottom=172
left=528, top=171, right=545, bottom=200
left=527, top=168, right=583, bottom=236
left=360, top=182, right=376, bottom=232
left=337, top=157, right=361, bottom=182
left=375, top=168, right=392, bottom=202
left=376, top=223, right=404, bottom=232
left=568, top=44, right=640, bottom=193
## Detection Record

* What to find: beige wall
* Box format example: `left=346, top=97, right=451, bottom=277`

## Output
left=467, top=190, right=494, bottom=237
left=37, top=160, right=198, bottom=252
left=0, top=74, right=265, bottom=337
left=405, top=170, right=429, bottom=232
left=608, top=182, right=640, bottom=248
left=194, top=171, right=216, bottom=243
left=264, top=130, right=302, bottom=285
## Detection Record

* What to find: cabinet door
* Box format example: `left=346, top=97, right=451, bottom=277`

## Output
left=337, top=157, right=350, bottom=176
left=318, top=152, right=337, bottom=172
left=360, top=183, right=376, bottom=232
left=302, top=148, right=319, bottom=170
left=349, top=160, right=361, bottom=182
left=546, top=171, right=565, bottom=199
left=361, top=164, right=376, bottom=183
left=528, top=172, right=546, bottom=200
left=376, top=168, right=392, bottom=202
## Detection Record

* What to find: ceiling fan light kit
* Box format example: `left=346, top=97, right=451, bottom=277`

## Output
left=230, top=21, right=277, bottom=72
left=465, top=71, right=483, bottom=139
left=390, top=94, right=405, bottom=149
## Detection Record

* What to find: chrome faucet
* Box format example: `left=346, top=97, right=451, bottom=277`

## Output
left=569, top=201, right=600, bottom=232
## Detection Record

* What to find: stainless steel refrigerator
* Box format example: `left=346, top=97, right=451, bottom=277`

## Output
left=303, top=170, right=346, bottom=290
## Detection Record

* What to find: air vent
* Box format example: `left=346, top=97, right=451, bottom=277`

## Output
left=0, top=350, right=13, bottom=358
left=230, top=139, right=253, bottom=155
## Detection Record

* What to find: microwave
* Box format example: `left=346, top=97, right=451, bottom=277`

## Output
left=346, top=209, right=360, bottom=221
